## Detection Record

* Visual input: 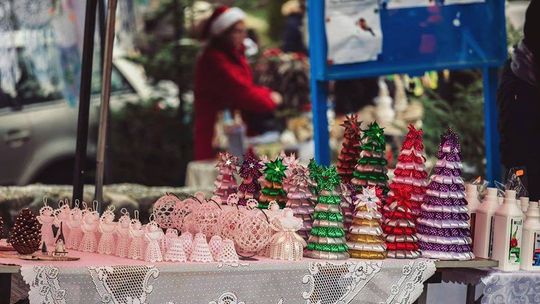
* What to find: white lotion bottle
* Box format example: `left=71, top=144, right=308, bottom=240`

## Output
left=466, top=184, right=481, bottom=242
left=492, top=190, right=524, bottom=271
left=520, top=197, right=530, bottom=215
left=473, top=187, right=499, bottom=259
left=521, top=201, right=540, bottom=271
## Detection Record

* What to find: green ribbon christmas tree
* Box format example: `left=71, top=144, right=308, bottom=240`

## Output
left=305, top=165, right=349, bottom=260
left=259, top=158, right=287, bottom=208
left=352, top=122, right=389, bottom=194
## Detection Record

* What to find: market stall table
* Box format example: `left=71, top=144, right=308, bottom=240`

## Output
left=1, top=251, right=435, bottom=304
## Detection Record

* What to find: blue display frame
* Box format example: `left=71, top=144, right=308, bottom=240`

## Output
left=308, top=0, right=507, bottom=183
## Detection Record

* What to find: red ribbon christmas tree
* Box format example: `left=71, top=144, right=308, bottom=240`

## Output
left=238, top=150, right=263, bottom=205
left=337, top=114, right=362, bottom=183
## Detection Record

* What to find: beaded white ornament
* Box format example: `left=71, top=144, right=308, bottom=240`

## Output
left=128, top=211, right=145, bottom=260
left=37, top=198, right=56, bottom=250
left=144, top=215, right=164, bottom=263
left=79, top=201, right=100, bottom=253
left=209, top=235, right=223, bottom=260
left=66, top=200, right=83, bottom=250
left=190, top=233, right=214, bottom=263
left=97, top=206, right=116, bottom=255
left=115, top=208, right=131, bottom=258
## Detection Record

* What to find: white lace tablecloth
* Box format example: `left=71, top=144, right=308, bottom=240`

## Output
left=1, top=251, right=435, bottom=304
left=481, top=271, right=540, bottom=304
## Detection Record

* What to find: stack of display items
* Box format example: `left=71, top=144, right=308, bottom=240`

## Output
left=237, top=150, right=263, bottom=205
left=347, top=187, right=386, bottom=259
left=337, top=114, right=362, bottom=183
left=214, top=152, right=239, bottom=203
left=9, top=209, right=42, bottom=255
left=284, top=165, right=315, bottom=240
left=383, top=189, right=420, bottom=258
left=417, top=129, right=474, bottom=260
left=305, top=166, right=349, bottom=260
left=259, top=158, right=288, bottom=209
left=352, top=122, right=389, bottom=194
left=388, top=125, right=428, bottom=215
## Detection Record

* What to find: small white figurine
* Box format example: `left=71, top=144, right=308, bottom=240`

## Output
left=37, top=199, right=56, bottom=250
left=115, top=208, right=131, bottom=258
left=145, top=215, right=164, bottom=262
left=79, top=202, right=100, bottom=252
left=97, top=206, right=116, bottom=255
left=66, top=201, right=84, bottom=249
left=128, top=211, right=145, bottom=260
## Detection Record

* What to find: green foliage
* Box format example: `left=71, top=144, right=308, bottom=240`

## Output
left=267, top=0, right=287, bottom=42
left=419, top=71, right=485, bottom=178
left=109, top=98, right=192, bottom=186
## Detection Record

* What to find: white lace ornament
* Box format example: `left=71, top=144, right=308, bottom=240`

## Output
left=37, top=200, right=56, bottom=249
left=115, top=208, right=131, bottom=258
left=269, top=208, right=307, bottom=261
left=209, top=235, right=223, bottom=260
left=164, top=237, right=187, bottom=262
left=79, top=202, right=100, bottom=252
left=97, top=206, right=116, bottom=255
left=179, top=232, right=194, bottom=257
left=190, top=233, right=214, bottom=263
left=173, top=196, right=198, bottom=232
left=128, top=211, right=145, bottom=260
left=233, top=205, right=273, bottom=256
left=162, top=228, right=179, bottom=253
left=217, top=239, right=239, bottom=263
left=66, top=201, right=83, bottom=250
left=153, top=193, right=182, bottom=229
left=145, top=217, right=164, bottom=263
left=54, top=200, right=71, bottom=243
left=220, top=206, right=247, bottom=241
left=184, top=198, right=222, bottom=239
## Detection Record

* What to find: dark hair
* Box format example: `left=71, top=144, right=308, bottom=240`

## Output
left=524, top=0, right=540, bottom=61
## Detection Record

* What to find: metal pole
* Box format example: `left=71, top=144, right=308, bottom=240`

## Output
left=73, top=0, right=98, bottom=204
left=95, top=0, right=118, bottom=204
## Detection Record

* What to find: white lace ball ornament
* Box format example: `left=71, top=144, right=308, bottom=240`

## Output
left=184, top=201, right=222, bottom=239
left=172, top=197, right=198, bottom=232
left=153, top=193, right=182, bottom=229
left=220, top=207, right=247, bottom=241
left=234, top=209, right=273, bottom=256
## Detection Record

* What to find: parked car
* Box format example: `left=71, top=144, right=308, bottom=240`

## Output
left=0, top=55, right=171, bottom=185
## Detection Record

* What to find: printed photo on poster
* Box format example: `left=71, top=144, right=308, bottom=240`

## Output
left=325, top=0, right=383, bottom=65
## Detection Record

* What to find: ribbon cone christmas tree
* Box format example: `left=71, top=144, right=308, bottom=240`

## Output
left=308, top=159, right=323, bottom=199
left=259, top=158, right=288, bottom=209
left=284, top=165, right=315, bottom=241
left=352, top=122, right=389, bottom=194
left=383, top=188, right=420, bottom=259
left=214, top=152, right=239, bottom=203
left=306, top=166, right=349, bottom=260
left=337, top=114, right=362, bottom=183
left=347, top=187, right=386, bottom=259
left=238, top=150, right=263, bottom=205
left=417, top=128, right=474, bottom=260
left=388, top=124, right=428, bottom=216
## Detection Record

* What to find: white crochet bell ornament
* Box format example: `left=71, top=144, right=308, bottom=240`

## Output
left=162, top=228, right=179, bottom=253
left=97, top=206, right=117, bottom=255
left=115, top=208, right=131, bottom=258
left=190, top=233, right=214, bottom=263
left=268, top=208, right=307, bottom=261
left=145, top=215, right=165, bottom=262
left=209, top=235, right=223, bottom=260
left=79, top=202, right=100, bottom=253
left=164, top=237, right=187, bottom=262
left=128, top=211, right=145, bottom=260
left=180, top=231, right=194, bottom=257
left=217, top=239, right=239, bottom=263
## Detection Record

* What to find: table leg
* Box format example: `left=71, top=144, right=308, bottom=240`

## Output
left=0, top=273, right=12, bottom=304
left=414, top=282, right=428, bottom=304
left=466, top=284, right=476, bottom=304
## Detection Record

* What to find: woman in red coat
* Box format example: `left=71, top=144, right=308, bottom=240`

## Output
left=194, top=6, right=281, bottom=160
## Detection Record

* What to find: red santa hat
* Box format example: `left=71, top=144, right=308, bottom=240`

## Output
left=202, top=6, right=246, bottom=40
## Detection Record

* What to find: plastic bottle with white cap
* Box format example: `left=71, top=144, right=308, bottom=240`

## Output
left=473, top=187, right=499, bottom=259
left=466, top=184, right=480, bottom=244
left=492, top=190, right=524, bottom=271
left=520, top=197, right=530, bottom=215
left=520, top=201, right=540, bottom=271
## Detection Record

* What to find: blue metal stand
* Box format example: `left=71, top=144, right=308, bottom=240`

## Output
left=482, top=67, right=502, bottom=184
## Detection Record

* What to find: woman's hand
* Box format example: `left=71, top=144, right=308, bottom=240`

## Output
left=271, top=91, right=283, bottom=105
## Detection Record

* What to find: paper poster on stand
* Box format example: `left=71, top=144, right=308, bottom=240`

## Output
left=383, top=0, right=433, bottom=9
left=325, top=0, right=383, bottom=65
